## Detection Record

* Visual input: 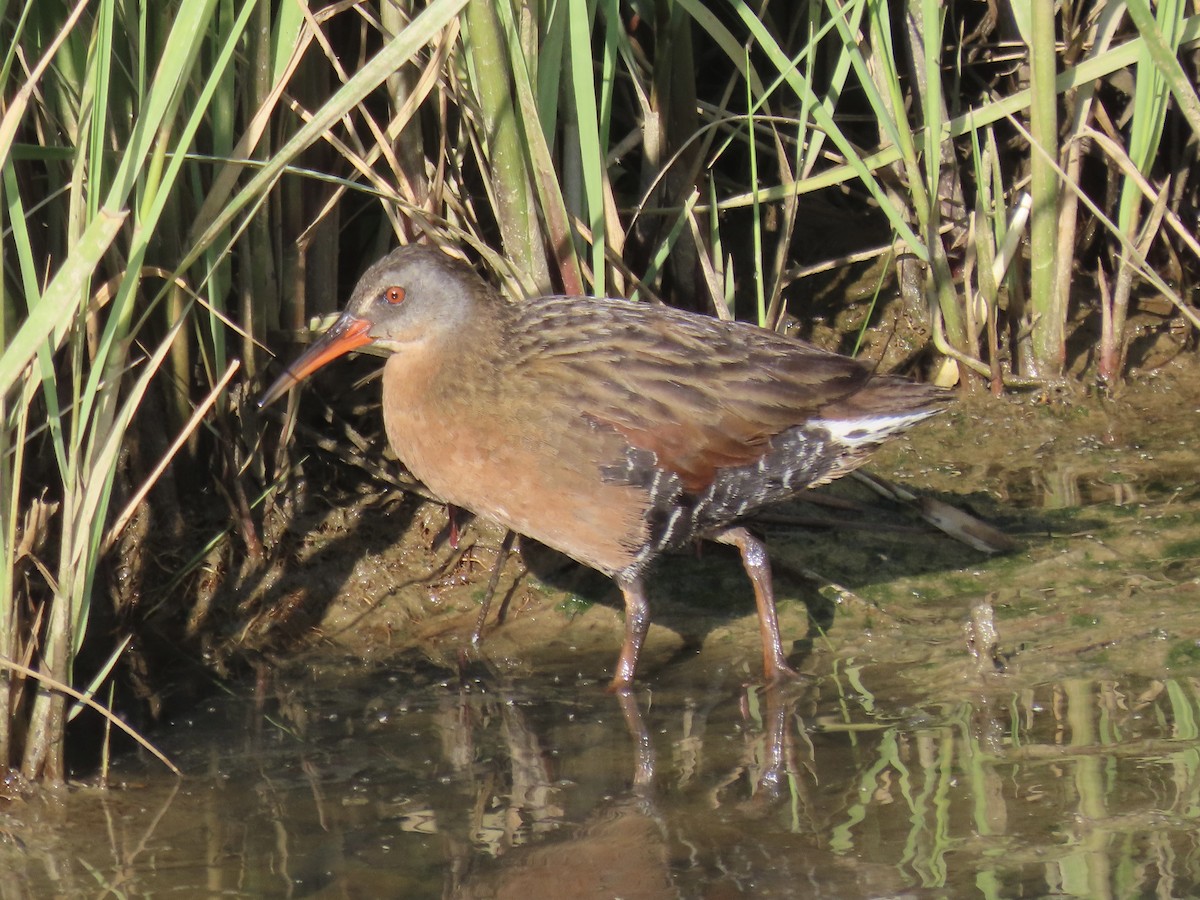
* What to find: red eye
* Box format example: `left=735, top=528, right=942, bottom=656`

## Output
left=384, top=286, right=405, bottom=304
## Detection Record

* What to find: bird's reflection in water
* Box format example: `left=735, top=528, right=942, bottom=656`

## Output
left=443, top=656, right=819, bottom=899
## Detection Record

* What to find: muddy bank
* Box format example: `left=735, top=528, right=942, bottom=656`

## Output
left=260, top=359, right=1200, bottom=698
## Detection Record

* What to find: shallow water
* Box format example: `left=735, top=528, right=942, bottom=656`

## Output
left=6, top=660, right=1200, bottom=898
left=4, top=367, right=1200, bottom=898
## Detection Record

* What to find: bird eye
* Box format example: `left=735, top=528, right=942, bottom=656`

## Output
left=383, top=286, right=405, bottom=304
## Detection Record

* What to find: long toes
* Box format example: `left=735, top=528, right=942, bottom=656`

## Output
left=606, top=673, right=635, bottom=693
left=764, top=661, right=801, bottom=686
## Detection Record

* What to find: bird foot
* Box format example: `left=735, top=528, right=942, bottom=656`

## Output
left=606, top=675, right=635, bottom=694
left=763, top=660, right=801, bottom=686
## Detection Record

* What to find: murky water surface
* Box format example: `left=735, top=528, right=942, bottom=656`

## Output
left=4, top=367, right=1200, bottom=898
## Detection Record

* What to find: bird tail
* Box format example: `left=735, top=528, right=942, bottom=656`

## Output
left=806, top=378, right=949, bottom=480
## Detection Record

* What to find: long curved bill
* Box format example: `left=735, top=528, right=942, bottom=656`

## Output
left=258, top=312, right=374, bottom=407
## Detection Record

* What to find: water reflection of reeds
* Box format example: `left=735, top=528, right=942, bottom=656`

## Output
left=2, top=661, right=1197, bottom=897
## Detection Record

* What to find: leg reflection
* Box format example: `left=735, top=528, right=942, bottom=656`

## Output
left=613, top=688, right=655, bottom=789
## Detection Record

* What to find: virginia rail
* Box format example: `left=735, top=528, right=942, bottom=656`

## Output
left=260, top=244, right=948, bottom=690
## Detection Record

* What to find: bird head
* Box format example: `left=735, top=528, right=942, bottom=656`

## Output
left=258, top=244, right=480, bottom=407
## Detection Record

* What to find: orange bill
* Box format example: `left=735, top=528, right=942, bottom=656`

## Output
left=258, top=313, right=373, bottom=407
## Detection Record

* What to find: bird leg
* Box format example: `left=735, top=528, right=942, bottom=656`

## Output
left=609, top=574, right=651, bottom=692
left=713, top=526, right=798, bottom=684
left=471, top=529, right=517, bottom=644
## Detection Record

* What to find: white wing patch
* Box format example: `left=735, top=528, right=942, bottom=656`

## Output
left=811, top=410, right=940, bottom=449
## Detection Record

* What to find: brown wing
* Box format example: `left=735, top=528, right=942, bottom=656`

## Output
left=503, top=297, right=875, bottom=493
